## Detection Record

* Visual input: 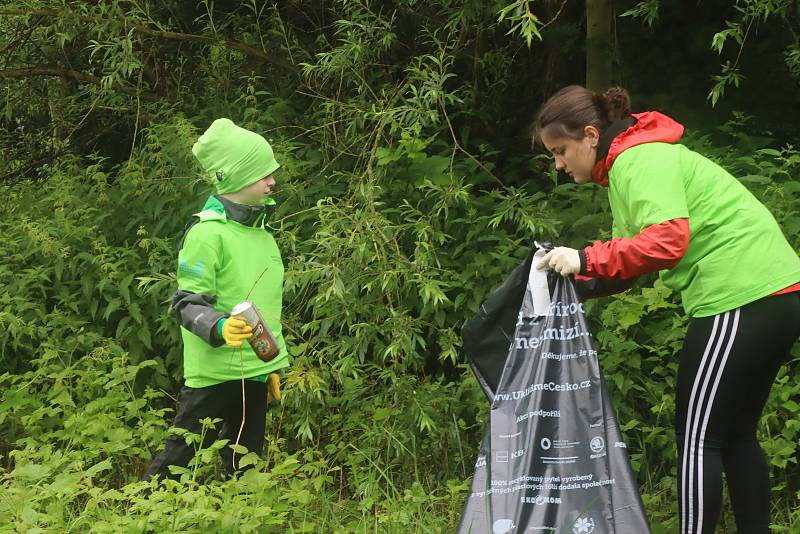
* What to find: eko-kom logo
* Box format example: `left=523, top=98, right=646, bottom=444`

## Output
left=540, top=437, right=551, bottom=450
left=572, top=516, right=596, bottom=534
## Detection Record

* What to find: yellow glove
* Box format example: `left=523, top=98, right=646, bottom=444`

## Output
left=220, top=317, right=252, bottom=348
left=267, top=373, right=281, bottom=403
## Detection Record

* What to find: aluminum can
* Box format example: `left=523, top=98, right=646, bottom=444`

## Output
left=230, top=300, right=280, bottom=362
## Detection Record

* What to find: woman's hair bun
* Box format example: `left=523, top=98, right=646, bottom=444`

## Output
left=532, top=84, right=632, bottom=143
left=601, top=86, right=631, bottom=121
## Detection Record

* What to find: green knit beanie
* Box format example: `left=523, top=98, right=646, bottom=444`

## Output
left=191, top=118, right=280, bottom=194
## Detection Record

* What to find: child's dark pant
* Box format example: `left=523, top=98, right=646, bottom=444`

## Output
left=143, top=379, right=268, bottom=481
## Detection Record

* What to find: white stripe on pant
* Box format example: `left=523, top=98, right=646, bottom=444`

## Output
left=680, top=309, right=740, bottom=534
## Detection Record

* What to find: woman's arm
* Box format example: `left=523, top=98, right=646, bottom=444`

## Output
left=571, top=217, right=688, bottom=300
left=581, top=218, right=690, bottom=279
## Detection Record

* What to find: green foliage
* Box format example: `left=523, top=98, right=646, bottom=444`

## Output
left=0, top=350, right=464, bottom=532
left=707, top=0, right=799, bottom=106
left=620, top=0, right=660, bottom=27
left=497, top=0, right=545, bottom=47
left=617, top=0, right=800, bottom=115
left=708, top=60, right=745, bottom=107
left=0, top=118, right=200, bottom=384
left=0, top=1, right=799, bottom=531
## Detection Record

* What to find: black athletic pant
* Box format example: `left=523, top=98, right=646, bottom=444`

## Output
left=143, top=379, right=268, bottom=481
left=676, top=292, right=800, bottom=534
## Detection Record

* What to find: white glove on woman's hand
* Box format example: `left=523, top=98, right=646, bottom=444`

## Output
left=536, top=247, right=581, bottom=276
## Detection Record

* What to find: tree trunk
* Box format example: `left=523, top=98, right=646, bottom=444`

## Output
left=586, top=0, right=613, bottom=91
left=47, top=76, right=71, bottom=149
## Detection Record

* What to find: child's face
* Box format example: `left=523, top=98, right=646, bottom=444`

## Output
left=233, top=175, right=276, bottom=205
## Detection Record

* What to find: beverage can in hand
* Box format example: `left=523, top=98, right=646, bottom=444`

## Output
left=230, top=300, right=280, bottom=362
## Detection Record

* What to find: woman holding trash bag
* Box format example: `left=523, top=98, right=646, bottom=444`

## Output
left=533, top=85, right=800, bottom=534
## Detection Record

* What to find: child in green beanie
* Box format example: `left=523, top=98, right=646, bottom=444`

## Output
left=143, top=118, right=289, bottom=481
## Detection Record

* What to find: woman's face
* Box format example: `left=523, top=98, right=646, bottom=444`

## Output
left=539, top=126, right=599, bottom=184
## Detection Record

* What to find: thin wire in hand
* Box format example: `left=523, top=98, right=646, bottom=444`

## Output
left=232, top=344, right=246, bottom=472
left=232, top=221, right=276, bottom=471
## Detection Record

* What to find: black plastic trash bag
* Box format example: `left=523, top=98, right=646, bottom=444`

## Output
left=458, top=246, right=651, bottom=534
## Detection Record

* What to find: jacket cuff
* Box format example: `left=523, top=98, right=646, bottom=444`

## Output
left=578, top=249, right=588, bottom=275
left=573, top=276, right=637, bottom=301
left=212, top=317, right=228, bottom=345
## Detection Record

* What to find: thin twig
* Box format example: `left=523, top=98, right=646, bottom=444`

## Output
left=541, top=0, right=568, bottom=31
left=732, top=17, right=754, bottom=70
left=232, top=346, right=246, bottom=471
left=438, top=98, right=504, bottom=186
left=270, top=205, right=321, bottom=225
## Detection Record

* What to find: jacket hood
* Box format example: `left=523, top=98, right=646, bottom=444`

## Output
left=591, top=111, right=684, bottom=187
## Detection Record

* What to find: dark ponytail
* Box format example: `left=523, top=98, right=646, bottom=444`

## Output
left=532, top=85, right=631, bottom=145
left=601, top=86, right=631, bottom=122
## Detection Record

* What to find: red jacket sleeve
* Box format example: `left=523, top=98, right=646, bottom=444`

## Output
left=581, top=218, right=690, bottom=279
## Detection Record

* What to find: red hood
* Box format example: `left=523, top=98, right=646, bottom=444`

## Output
left=591, top=111, right=684, bottom=187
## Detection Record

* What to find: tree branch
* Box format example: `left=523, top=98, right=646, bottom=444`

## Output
left=0, top=15, right=43, bottom=56
left=0, top=66, right=161, bottom=101
left=0, top=8, right=292, bottom=70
